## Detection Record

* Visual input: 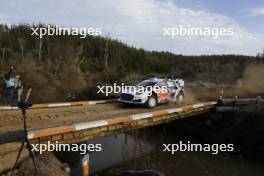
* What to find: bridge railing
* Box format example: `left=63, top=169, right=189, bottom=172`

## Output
left=27, top=102, right=217, bottom=144
left=0, top=99, right=116, bottom=110
left=218, top=96, right=264, bottom=106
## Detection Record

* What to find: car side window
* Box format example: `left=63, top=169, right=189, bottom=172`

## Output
left=167, top=81, right=175, bottom=88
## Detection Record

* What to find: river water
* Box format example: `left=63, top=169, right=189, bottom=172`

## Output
left=56, top=113, right=264, bottom=176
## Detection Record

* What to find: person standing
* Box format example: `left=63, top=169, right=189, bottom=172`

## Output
left=3, top=65, right=16, bottom=105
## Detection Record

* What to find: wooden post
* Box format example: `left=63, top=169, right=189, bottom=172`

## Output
left=257, top=96, right=261, bottom=104
left=233, top=96, right=238, bottom=110
left=82, top=154, right=90, bottom=176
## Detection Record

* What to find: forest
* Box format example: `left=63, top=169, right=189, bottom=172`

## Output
left=0, top=24, right=263, bottom=102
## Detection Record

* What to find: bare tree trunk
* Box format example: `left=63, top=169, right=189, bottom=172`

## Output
left=74, top=43, right=84, bottom=66
left=46, top=36, right=51, bottom=67
left=103, top=22, right=119, bottom=73
left=21, top=47, right=24, bottom=60
left=2, top=47, right=6, bottom=61
left=104, top=39, right=110, bottom=73
left=18, top=38, right=25, bottom=61
left=38, top=38, right=43, bottom=62
left=53, top=58, right=63, bottom=77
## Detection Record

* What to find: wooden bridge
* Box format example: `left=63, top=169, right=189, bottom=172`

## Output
left=0, top=97, right=262, bottom=174
left=27, top=102, right=216, bottom=144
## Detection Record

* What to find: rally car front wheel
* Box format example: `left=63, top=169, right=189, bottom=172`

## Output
left=147, top=95, right=157, bottom=108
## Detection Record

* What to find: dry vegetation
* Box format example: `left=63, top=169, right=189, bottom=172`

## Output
left=0, top=24, right=263, bottom=103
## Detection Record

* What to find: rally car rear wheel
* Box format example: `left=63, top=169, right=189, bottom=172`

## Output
left=147, top=95, right=157, bottom=108
left=177, top=92, right=185, bottom=103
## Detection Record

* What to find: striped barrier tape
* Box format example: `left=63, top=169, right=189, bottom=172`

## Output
left=27, top=102, right=217, bottom=140
left=0, top=99, right=116, bottom=110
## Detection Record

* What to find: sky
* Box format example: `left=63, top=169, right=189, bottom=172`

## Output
left=0, top=0, right=263, bottom=56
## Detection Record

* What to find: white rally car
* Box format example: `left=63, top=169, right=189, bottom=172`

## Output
left=118, top=78, right=185, bottom=108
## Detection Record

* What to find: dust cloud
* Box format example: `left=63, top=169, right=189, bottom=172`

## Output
left=184, top=87, right=199, bottom=103
left=237, top=64, right=264, bottom=94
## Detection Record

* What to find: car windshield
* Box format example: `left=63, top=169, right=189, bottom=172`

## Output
left=137, top=81, right=157, bottom=87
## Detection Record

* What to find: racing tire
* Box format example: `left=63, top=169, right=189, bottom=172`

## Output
left=147, top=95, right=157, bottom=108
left=177, top=92, right=185, bottom=104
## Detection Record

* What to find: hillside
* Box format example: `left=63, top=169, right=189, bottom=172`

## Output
left=0, top=24, right=263, bottom=102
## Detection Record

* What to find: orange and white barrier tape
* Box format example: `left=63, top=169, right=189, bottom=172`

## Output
left=27, top=102, right=216, bottom=140
left=0, top=99, right=116, bottom=110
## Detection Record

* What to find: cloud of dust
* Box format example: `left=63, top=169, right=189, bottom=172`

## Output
left=184, top=87, right=199, bottom=103
left=237, top=64, right=264, bottom=94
